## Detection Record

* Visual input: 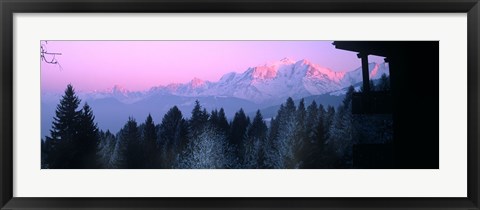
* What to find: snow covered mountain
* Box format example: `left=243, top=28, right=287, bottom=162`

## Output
left=80, top=58, right=389, bottom=104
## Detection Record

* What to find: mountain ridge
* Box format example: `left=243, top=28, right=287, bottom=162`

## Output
left=70, top=58, right=389, bottom=104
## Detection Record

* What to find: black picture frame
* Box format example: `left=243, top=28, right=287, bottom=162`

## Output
left=1, top=0, right=479, bottom=209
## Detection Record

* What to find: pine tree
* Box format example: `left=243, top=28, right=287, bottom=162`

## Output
left=329, top=86, right=356, bottom=168
left=48, top=84, right=82, bottom=168
left=292, top=98, right=308, bottom=168
left=216, top=108, right=230, bottom=135
left=41, top=137, right=52, bottom=169
left=143, top=114, right=158, bottom=168
left=303, top=101, right=320, bottom=168
left=206, top=108, right=236, bottom=167
left=248, top=110, right=267, bottom=143
left=41, top=139, right=46, bottom=168
left=343, top=86, right=355, bottom=108
left=305, top=101, right=319, bottom=140
left=202, top=108, right=210, bottom=122
left=266, top=105, right=284, bottom=166
left=76, top=102, right=100, bottom=168
left=378, top=73, right=390, bottom=91
left=267, top=97, right=297, bottom=168
left=244, top=110, right=268, bottom=168
left=324, top=105, right=336, bottom=141
left=285, top=97, right=296, bottom=113
left=159, top=106, right=188, bottom=168
left=279, top=97, right=297, bottom=168
left=98, top=130, right=116, bottom=168
left=318, top=104, right=326, bottom=124
left=209, top=109, right=219, bottom=126
left=228, top=108, right=250, bottom=167
left=119, top=117, right=141, bottom=169
left=189, top=100, right=209, bottom=137
left=264, top=115, right=279, bottom=168
left=109, top=132, right=124, bottom=168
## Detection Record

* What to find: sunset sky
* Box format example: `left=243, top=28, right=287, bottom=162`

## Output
left=41, top=41, right=385, bottom=93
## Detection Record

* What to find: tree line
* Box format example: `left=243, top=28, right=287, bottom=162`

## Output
left=42, top=75, right=391, bottom=169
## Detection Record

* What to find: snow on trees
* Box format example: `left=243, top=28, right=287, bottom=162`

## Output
left=178, top=125, right=230, bottom=169
left=43, top=84, right=392, bottom=169
left=97, top=130, right=116, bottom=168
left=243, top=110, right=268, bottom=168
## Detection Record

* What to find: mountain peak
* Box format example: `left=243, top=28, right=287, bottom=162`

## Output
left=296, top=59, right=312, bottom=66
left=111, top=84, right=128, bottom=94
left=166, top=83, right=181, bottom=91
left=280, top=57, right=295, bottom=63
left=265, top=57, right=296, bottom=67
left=252, top=66, right=277, bottom=80
left=190, top=77, right=206, bottom=88
left=370, top=63, right=380, bottom=77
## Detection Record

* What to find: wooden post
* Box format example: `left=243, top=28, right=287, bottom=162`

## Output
left=357, top=53, right=370, bottom=93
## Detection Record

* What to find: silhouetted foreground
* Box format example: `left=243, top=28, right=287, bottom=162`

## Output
left=42, top=82, right=392, bottom=169
left=333, top=41, right=439, bottom=169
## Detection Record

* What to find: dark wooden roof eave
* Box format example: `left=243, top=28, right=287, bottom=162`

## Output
left=332, top=41, right=437, bottom=58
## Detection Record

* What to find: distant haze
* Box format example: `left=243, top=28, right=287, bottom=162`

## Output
left=41, top=41, right=385, bottom=93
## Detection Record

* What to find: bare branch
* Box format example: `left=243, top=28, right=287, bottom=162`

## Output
left=41, top=41, right=63, bottom=71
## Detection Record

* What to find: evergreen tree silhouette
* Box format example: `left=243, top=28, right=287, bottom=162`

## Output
left=324, top=105, right=336, bottom=141
left=303, top=101, right=320, bottom=168
left=229, top=108, right=250, bottom=167
left=378, top=73, right=390, bottom=91
left=329, top=86, right=356, bottom=168
left=280, top=97, right=297, bottom=168
left=76, top=103, right=100, bottom=168
left=48, top=84, right=82, bottom=168
left=267, top=105, right=283, bottom=151
left=143, top=114, right=158, bottom=168
left=293, top=98, right=308, bottom=168
left=189, top=100, right=209, bottom=137
left=266, top=97, right=297, bottom=168
left=41, top=137, right=52, bottom=169
left=244, top=110, right=268, bottom=168
left=159, top=106, right=188, bottom=168
left=248, top=110, right=267, bottom=143
left=209, top=109, right=219, bottom=126
left=315, top=105, right=326, bottom=150
left=343, top=86, right=355, bottom=108
left=119, top=117, right=141, bottom=169
left=265, top=105, right=283, bottom=168
left=216, top=108, right=230, bottom=135
left=305, top=101, right=319, bottom=141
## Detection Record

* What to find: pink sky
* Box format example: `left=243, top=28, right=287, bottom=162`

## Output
left=41, top=41, right=385, bottom=93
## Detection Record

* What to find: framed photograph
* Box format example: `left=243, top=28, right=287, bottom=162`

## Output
left=1, top=0, right=479, bottom=209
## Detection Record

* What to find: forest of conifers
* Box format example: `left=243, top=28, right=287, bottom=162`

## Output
left=41, top=79, right=392, bottom=169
